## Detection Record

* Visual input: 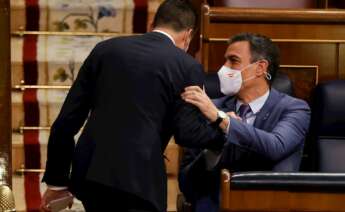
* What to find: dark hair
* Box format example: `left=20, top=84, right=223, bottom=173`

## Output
left=153, top=0, right=197, bottom=32
left=228, top=33, right=280, bottom=82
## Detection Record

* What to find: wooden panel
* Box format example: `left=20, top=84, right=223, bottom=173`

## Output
left=328, top=0, right=345, bottom=8
left=339, top=44, right=345, bottom=79
left=279, top=65, right=318, bottom=103
left=206, top=8, right=345, bottom=24
left=12, top=144, right=24, bottom=172
left=11, top=143, right=47, bottom=172
left=290, top=191, right=345, bottom=211
left=206, top=23, right=345, bottom=40
left=222, top=190, right=345, bottom=211
left=226, top=190, right=291, bottom=211
left=277, top=43, right=336, bottom=81
left=211, top=0, right=317, bottom=8
left=0, top=0, right=11, bottom=186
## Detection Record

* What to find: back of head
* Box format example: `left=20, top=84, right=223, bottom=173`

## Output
left=153, top=0, right=197, bottom=32
left=229, top=33, right=280, bottom=83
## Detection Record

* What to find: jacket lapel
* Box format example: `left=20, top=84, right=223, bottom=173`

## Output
left=253, top=88, right=281, bottom=127
left=213, top=95, right=237, bottom=112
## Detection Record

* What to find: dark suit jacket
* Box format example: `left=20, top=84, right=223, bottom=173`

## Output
left=179, top=89, right=311, bottom=211
left=42, top=32, right=225, bottom=212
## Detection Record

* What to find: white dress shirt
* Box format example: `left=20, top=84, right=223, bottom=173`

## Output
left=152, top=29, right=176, bottom=45
left=235, top=90, right=270, bottom=125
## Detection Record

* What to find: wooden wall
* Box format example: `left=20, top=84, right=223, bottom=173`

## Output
left=0, top=0, right=11, bottom=186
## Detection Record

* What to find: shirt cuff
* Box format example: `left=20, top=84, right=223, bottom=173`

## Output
left=47, top=185, right=68, bottom=191
left=224, top=116, right=230, bottom=135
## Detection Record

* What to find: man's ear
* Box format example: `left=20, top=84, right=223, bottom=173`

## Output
left=183, top=28, right=193, bottom=41
left=188, top=28, right=193, bottom=36
left=256, top=59, right=269, bottom=77
left=187, top=28, right=193, bottom=39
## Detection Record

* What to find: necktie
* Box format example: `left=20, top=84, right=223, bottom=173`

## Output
left=238, top=104, right=251, bottom=122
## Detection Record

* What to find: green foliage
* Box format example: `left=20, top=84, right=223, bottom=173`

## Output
left=53, top=68, right=69, bottom=82
left=74, top=19, right=89, bottom=30
left=53, top=21, right=70, bottom=31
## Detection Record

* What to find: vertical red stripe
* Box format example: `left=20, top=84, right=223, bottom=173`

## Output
left=23, top=35, right=38, bottom=85
left=25, top=0, right=40, bottom=30
left=133, top=0, right=148, bottom=33
left=24, top=174, right=41, bottom=212
left=23, top=33, right=41, bottom=211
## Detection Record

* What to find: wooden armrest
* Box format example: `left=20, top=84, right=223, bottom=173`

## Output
left=220, top=169, right=231, bottom=210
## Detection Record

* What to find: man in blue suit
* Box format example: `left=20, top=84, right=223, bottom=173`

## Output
left=179, top=33, right=311, bottom=212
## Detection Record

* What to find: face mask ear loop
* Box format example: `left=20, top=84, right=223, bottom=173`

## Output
left=265, top=72, right=272, bottom=81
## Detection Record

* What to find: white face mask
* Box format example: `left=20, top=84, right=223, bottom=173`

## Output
left=217, top=66, right=243, bottom=96
left=217, top=62, right=271, bottom=96
left=218, top=63, right=271, bottom=96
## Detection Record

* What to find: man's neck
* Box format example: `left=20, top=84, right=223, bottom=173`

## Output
left=237, top=83, right=270, bottom=104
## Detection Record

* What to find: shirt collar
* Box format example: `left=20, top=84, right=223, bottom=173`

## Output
left=152, top=30, right=176, bottom=45
left=236, top=90, right=270, bottom=114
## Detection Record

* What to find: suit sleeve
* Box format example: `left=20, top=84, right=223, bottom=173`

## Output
left=178, top=148, right=220, bottom=203
left=173, top=63, right=226, bottom=150
left=227, top=99, right=311, bottom=162
left=42, top=45, right=99, bottom=186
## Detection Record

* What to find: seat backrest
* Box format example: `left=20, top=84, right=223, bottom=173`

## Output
left=309, top=80, right=345, bottom=172
left=205, top=71, right=293, bottom=99
left=211, top=0, right=317, bottom=8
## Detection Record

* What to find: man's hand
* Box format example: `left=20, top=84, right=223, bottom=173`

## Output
left=181, top=86, right=219, bottom=122
left=227, top=111, right=242, bottom=121
left=40, top=188, right=73, bottom=212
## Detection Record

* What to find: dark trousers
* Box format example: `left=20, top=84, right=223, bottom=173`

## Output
left=79, top=181, right=158, bottom=212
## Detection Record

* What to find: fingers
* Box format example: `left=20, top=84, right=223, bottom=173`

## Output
left=40, top=201, right=51, bottom=212
left=227, top=111, right=242, bottom=121
left=181, top=90, right=202, bottom=100
left=181, top=88, right=209, bottom=99
left=184, top=86, right=203, bottom=93
left=184, top=98, right=203, bottom=108
left=181, top=91, right=201, bottom=97
left=226, top=111, right=236, bottom=116
left=182, top=85, right=209, bottom=101
left=40, top=189, right=72, bottom=212
left=68, top=200, right=74, bottom=209
left=40, top=193, right=51, bottom=212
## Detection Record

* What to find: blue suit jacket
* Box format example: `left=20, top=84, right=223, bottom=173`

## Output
left=178, top=88, right=311, bottom=212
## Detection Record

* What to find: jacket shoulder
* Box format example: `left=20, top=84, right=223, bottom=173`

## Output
left=277, top=91, right=310, bottom=111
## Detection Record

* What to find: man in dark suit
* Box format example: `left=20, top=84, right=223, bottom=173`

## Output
left=179, top=33, right=311, bottom=212
left=40, top=1, right=226, bottom=212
